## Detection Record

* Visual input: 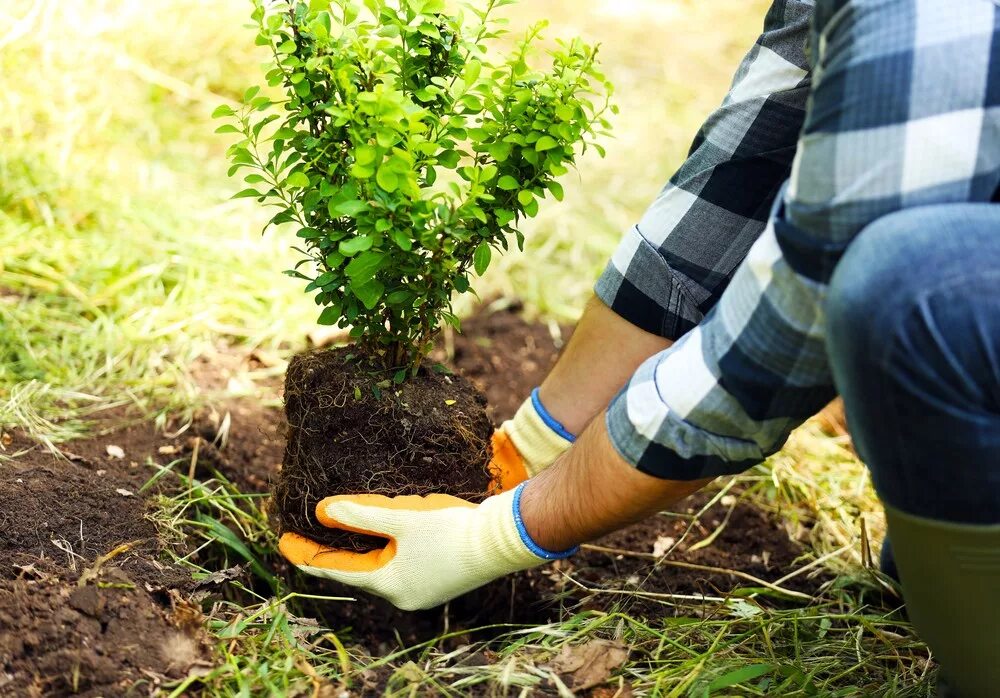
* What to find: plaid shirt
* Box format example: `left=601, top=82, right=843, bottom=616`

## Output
left=599, top=0, right=1000, bottom=480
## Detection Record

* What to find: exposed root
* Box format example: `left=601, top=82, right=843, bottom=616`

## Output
left=274, top=348, right=495, bottom=551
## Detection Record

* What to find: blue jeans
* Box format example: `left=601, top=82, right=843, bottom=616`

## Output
left=827, top=204, right=1000, bottom=526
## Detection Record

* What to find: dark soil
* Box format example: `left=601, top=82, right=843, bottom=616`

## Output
left=0, top=303, right=832, bottom=695
left=429, top=300, right=570, bottom=423
left=0, top=566, right=203, bottom=697
left=0, top=433, right=204, bottom=697
left=274, top=346, right=495, bottom=551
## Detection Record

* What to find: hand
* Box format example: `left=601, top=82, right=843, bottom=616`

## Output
left=278, top=485, right=575, bottom=611
left=490, top=388, right=575, bottom=492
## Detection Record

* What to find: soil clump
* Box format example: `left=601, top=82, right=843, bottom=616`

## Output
left=274, top=346, right=495, bottom=551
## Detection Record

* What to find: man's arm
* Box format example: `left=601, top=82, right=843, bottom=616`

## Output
left=589, top=0, right=1000, bottom=483
left=504, top=0, right=816, bottom=470
left=520, top=416, right=712, bottom=552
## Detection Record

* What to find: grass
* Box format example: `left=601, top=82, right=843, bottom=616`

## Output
left=145, top=456, right=931, bottom=696
left=0, top=0, right=934, bottom=695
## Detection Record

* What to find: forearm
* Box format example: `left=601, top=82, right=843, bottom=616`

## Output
left=519, top=415, right=712, bottom=551
left=538, top=296, right=671, bottom=436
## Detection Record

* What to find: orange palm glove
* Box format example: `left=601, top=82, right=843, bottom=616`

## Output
left=491, top=388, right=576, bottom=492
left=279, top=484, right=576, bottom=610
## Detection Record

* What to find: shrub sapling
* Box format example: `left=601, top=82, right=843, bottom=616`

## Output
left=216, top=0, right=613, bottom=550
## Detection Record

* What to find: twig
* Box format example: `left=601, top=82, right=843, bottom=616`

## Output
left=581, top=544, right=813, bottom=601
left=188, top=437, right=201, bottom=483
left=559, top=572, right=727, bottom=604
left=770, top=542, right=854, bottom=587
left=77, top=540, right=144, bottom=587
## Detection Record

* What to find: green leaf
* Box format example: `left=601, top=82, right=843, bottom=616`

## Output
left=212, top=104, right=235, bottom=118
left=329, top=199, right=370, bottom=217
left=463, top=59, right=482, bottom=85
left=286, top=171, right=310, bottom=188
left=351, top=279, right=384, bottom=309
left=390, top=229, right=413, bottom=251
left=376, top=167, right=399, bottom=192
left=548, top=181, right=564, bottom=201
left=517, top=189, right=534, bottom=206
left=535, top=135, right=558, bottom=151
left=214, top=124, right=241, bottom=134
left=495, top=209, right=515, bottom=226
left=387, top=289, right=414, bottom=304
left=497, top=175, right=519, bottom=191
left=317, top=305, right=341, bottom=325
left=355, top=145, right=378, bottom=165
left=437, top=149, right=461, bottom=168
left=473, top=242, right=491, bottom=276
left=232, top=188, right=262, bottom=199
left=707, top=665, right=775, bottom=691
left=344, top=251, right=386, bottom=283
left=339, top=235, right=374, bottom=256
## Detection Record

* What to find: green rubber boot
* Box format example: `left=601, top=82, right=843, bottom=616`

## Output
left=883, top=503, right=1000, bottom=697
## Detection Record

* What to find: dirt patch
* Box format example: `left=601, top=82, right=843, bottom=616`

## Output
left=0, top=565, right=203, bottom=697
left=275, top=346, right=496, bottom=551
left=431, top=301, right=569, bottom=423
left=0, top=423, right=208, bottom=696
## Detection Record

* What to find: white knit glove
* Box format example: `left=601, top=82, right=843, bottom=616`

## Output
left=492, top=389, right=575, bottom=491
left=279, top=484, right=576, bottom=611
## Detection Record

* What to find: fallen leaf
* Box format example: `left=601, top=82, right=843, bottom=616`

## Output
left=193, top=564, right=248, bottom=589
left=444, top=399, right=456, bottom=406
left=158, top=445, right=179, bottom=455
left=106, top=444, right=125, bottom=459
left=116, top=488, right=134, bottom=497
left=651, top=535, right=675, bottom=557
left=547, top=639, right=629, bottom=691
left=726, top=597, right=763, bottom=619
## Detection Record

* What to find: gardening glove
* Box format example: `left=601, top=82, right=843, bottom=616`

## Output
left=278, top=483, right=576, bottom=611
left=491, top=388, right=576, bottom=492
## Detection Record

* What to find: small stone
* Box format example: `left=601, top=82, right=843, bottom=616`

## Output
left=106, top=444, right=125, bottom=459
left=652, top=535, right=676, bottom=558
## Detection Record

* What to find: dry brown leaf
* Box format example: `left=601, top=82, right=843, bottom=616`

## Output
left=192, top=563, right=248, bottom=589
left=548, top=639, right=629, bottom=691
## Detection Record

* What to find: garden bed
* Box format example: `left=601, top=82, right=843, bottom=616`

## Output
left=0, top=306, right=828, bottom=696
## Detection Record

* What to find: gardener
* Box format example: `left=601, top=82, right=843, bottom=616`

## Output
left=280, top=1, right=1000, bottom=693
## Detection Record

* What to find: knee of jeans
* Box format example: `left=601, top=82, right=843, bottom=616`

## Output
left=826, top=209, right=935, bottom=354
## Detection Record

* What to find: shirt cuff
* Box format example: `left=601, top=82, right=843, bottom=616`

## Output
left=604, top=360, right=767, bottom=481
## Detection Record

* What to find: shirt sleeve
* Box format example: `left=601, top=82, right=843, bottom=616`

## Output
left=606, top=0, right=1000, bottom=480
left=595, top=0, right=815, bottom=340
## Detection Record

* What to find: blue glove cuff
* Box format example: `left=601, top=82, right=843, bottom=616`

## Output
left=512, top=482, right=579, bottom=560
left=530, top=388, right=576, bottom=443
